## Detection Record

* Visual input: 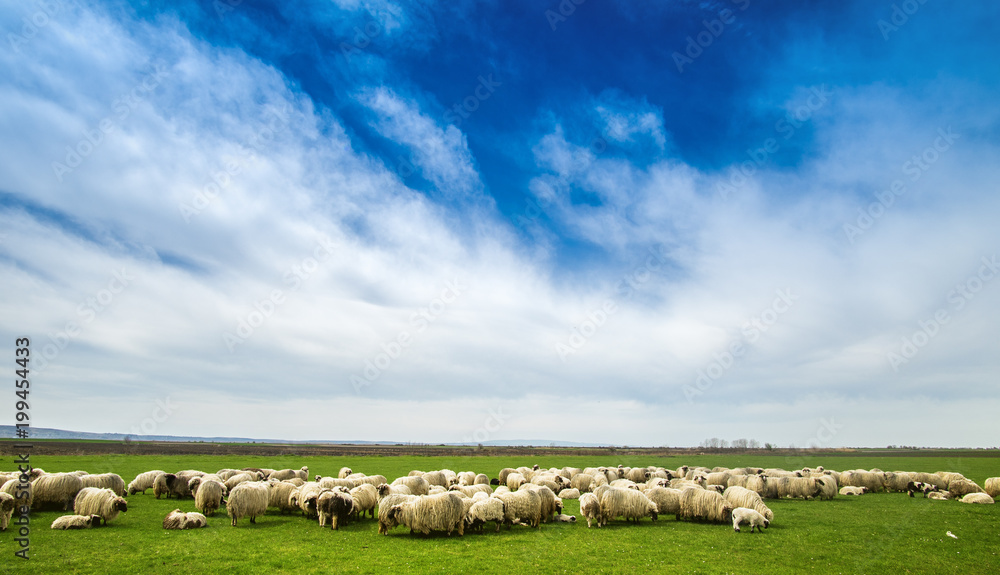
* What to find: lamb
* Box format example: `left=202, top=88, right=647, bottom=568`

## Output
left=73, top=487, right=127, bottom=525
left=80, top=473, right=126, bottom=497
left=391, top=475, right=430, bottom=496
left=677, top=488, right=733, bottom=523
left=193, top=479, right=227, bottom=516
left=384, top=492, right=466, bottom=536
left=0, top=491, right=14, bottom=531
left=839, top=486, right=867, bottom=496
left=162, top=509, right=208, bottom=529
left=495, top=489, right=542, bottom=528
left=906, top=481, right=938, bottom=498
left=349, top=483, right=378, bottom=519
left=266, top=481, right=299, bottom=514
left=598, top=487, right=658, bottom=525
left=269, top=467, right=309, bottom=482
left=127, top=470, right=165, bottom=495
left=467, top=497, right=506, bottom=533
left=32, top=473, right=85, bottom=511
left=227, top=481, right=270, bottom=526
left=580, top=492, right=602, bottom=528
left=985, top=477, right=1000, bottom=498
left=960, top=493, right=994, bottom=504
left=949, top=479, right=985, bottom=498
left=377, top=493, right=418, bottom=534
left=558, top=488, right=581, bottom=499
left=732, top=507, right=769, bottom=533
left=723, top=486, right=774, bottom=522
left=318, top=489, right=353, bottom=530
left=51, top=514, right=103, bottom=530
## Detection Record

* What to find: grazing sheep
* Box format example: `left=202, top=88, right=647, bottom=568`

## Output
left=927, top=491, right=952, bottom=500
left=677, top=488, right=733, bottom=523
left=51, top=514, right=103, bottom=530
left=318, top=489, right=353, bottom=530
left=467, top=497, right=506, bottom=533
left=571, top=473, right=595, bottom=493
left=723, top=486, right=774, bottom=522
left=0, top=491, right=14, bottom=531
left=558, top=488, right=581, bottom=499
left=163, top=509, right=208, bottom=529
left=193, top=479, right=227, bottom=516
left=625, top=467, right=650, bottom=483
left=474, top=474, right=490, bottom=485
left=269, top=467, right=309, bottom=482
left=384, top=492, right=466, bottom=536
left=153, top=473, right=190, bottom=499
left=882, top=472, right=915, bottom=493
left=935, top=471, right=966, bottom=489
left=457, top=471, right=477, bottom=486
left=377, top=483, right=412, bottom=498
left=227, top=481, right=270, bottom=526
left=949, top=479, right=985, bottom=498
left=580, top=492, right=602, bottom=528
left=377, top=493, right=418, bottom=534
left=644, top=487, right=683, bottom=516
left=506, top=472, right=526, bottom=491
left=599, top=487, right=658, bottom=526
left=767, top=477, right=823, bottom=500
left=127, top=470, right=165, bottom=495
left=266, top=481, right=299, bottom=514
left=815, top=476, right=838, bottom=500
left=706, top=472, right=731, bottom=487
left=496, top=489, right=542, bottom=529
left=293, top=482, right=327, bottom=517
left=732, top=507, right=769, bottom=533
left=349, top=483, right=378, bottom=519
left=1, top=478, right=32, bottom=509
left=391, top=476, right=430, bottom=496
left=984, top=477, right=1000, bottom=498
left=353, top=475, right=388, bottom=489
left=225, top=472, right=261, bottom=491
left=960, top=493, right=994, bottom=504
left=450, top=484, right=493, bottom=498
left=421, top=471, right=452, bottom=488
left=520, top=484, right=561, bottom=523
left=839, top=486, right=868, bottom=496
left=80, top=473, right=126, bottom=497
left=727, top=474, right=768, bottom=495
left=33, top=473, right=85, bottom=511
left=74, top=488, right=127, bottom=525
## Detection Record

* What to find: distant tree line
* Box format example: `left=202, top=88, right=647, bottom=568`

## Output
left=699, top=437, right=764, bottom=450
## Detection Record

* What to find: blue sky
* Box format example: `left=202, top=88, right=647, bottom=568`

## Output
left=2, top=0, right=999, bottom=447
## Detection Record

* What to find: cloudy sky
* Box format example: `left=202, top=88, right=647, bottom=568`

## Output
left=2, top=0, right=998, bottom=448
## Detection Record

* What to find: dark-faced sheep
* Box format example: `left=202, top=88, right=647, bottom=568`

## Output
left=73, top=487, right=127, bottom=525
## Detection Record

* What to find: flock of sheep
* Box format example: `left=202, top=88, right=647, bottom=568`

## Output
left=1, top=463, right=997, bottom=536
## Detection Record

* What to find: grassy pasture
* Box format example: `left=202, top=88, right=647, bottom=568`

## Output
left=1, top=452, right=998, bottom=574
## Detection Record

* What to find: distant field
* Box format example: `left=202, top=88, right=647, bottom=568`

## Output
left=2, top=449, right=999, bottom=574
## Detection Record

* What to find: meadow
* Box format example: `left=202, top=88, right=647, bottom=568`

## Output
left=2, top=451, right=998, bottom=574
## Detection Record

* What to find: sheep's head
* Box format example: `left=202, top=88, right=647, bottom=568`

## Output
left=649, top=502, right=659, bottom=521
left=763, top=518, right=770, bottom=529
left=113, top=498, right=128, bottom=513
left=384, top=505, right=403, bottom=529
left=721, top=503, right=734, bottom=521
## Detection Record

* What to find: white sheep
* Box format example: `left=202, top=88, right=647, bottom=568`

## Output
left=506, top=472, right=526, bottom=491
left=318, top=489, right=353, bottom=530
left=457, top=471, right=477, bottom=486
left=349, top=483, right=378, bottom=519
left=732, top=507, right=769, bottom=533
left=467, top=497, right=505, bottom=533
left=163, top=509, right=208, bottom=529
left=338, top=467, right=353, bottom=479
left=384, top=492, right=466, bottom=536
left=227, top=481, right=269, bottom=526
left=193, top=479, right=227, bottom=516
left=839, top=470, right=884, bottom=493
left=723, top=486, right=774, bottom=522
left=73, top=487, right=128, bottom=525
left=580, top=492, right=601, bottom=528
left=422, top=470, right=452, bottom=488
left=266, top=481, right=300, bottom=514
left=678, top=488, right=733, bottom=523
left=269, top=467, right=309, bottom=482
left=153, top=473, right=190, bottom=499
left=377, top=493, right=418, bottom=534
left=354, top=475, right=388, bottom=488
left=80, top=473, right=126, bottom=497
left=495, top=489, right=542, bottom=528
left=985, top=477, right=1000, bottom=498
left=391, top=475, right=430, bottom=496
left=839, top=486, right=867, bottom=496
left=558, top=488, right=581, bottom=499
left=571, top=473, right=595, bottom=493
left=224, top=472, right=261, bottom=491
left=927, top=491, right=952, bottom=501
left=960, top=493, right=994, bottom=504
left=474, top=473, right=490, bottom=485
left=598, top=486, right=657, bottom=526
left=644, top=487, right=683, bottom=516
left=519, top=484, right=561, bottom=522
left=949, top=479, right=985, bottom=498
left=0, top=491, right=14, bottom=531
left=50, top=514, right=103, bottom=530
left=377, top=483, right=412, bottom=498
left=33, top=473, right=84, bottom=510
left=449, top=484, right=493, bottom=498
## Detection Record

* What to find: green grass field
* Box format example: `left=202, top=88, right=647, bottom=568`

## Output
left=2, top=453, right=998, bottom=574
